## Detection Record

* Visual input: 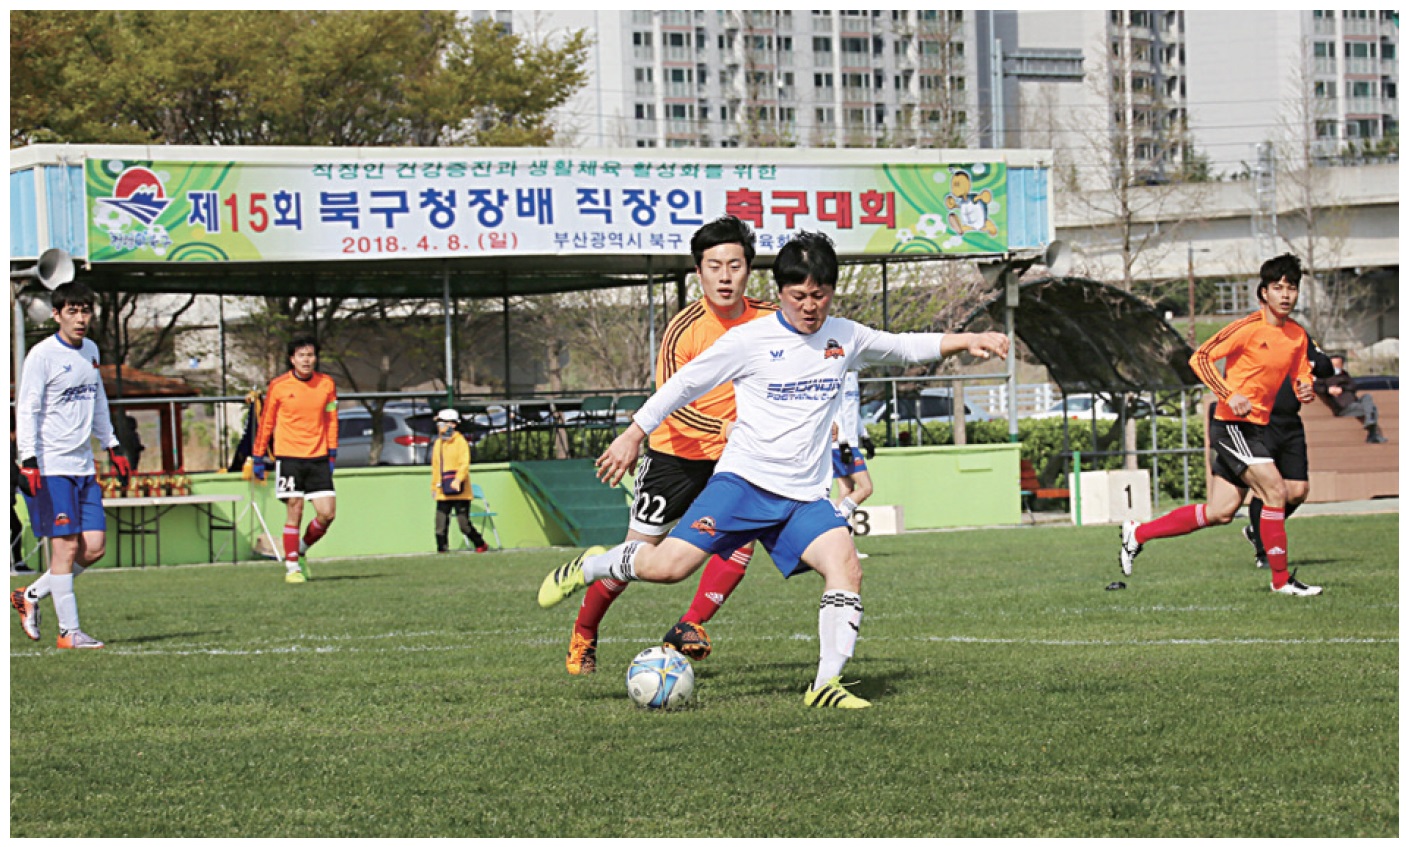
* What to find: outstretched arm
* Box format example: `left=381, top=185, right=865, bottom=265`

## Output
left=940, top=331, right=1010, bottom=361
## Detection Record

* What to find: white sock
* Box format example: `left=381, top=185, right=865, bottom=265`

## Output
left=285, top=558, right=301, bottom=573
left=814, top=590, right=863, bottom=690
left=50, top=572, right=80, bottom=633
left=581, top=540, right=645, bottom=584
left=26, top=564, right=86, bottom=601
left=838, top=497, right=858, bottom=520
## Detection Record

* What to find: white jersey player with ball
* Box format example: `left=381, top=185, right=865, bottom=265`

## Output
left=538, top=231, right=1009, bottom=709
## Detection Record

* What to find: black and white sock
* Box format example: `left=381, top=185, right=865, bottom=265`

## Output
left=814, top=590, right=863, bottom=690
left=582, top=540, right=645, bottom=584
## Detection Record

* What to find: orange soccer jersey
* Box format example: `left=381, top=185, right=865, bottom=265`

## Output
left=648, top=296, right=778, bottom=461
left=254, top=371, right=339, bottom=459
left=1191, top=307, right=1311, bottom=426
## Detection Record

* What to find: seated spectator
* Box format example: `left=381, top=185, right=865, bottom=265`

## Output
left=1315, top=354, right=1388, bottom=443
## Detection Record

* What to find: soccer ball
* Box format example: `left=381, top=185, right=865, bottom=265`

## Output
left=626, top=645, right=695, bottom=709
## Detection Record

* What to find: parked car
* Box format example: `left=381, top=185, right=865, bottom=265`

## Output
left=336, top=403, right=437, bottom=466
left=860, top=387, right=999, bottom=427
left=1028, top=393, right=1153, bottom=421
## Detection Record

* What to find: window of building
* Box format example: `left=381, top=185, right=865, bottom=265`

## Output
left=1314, top=41, right=1336, bottom=58
left=1315, top=80, right=1337, bottom=98
left=667, top=32, right=687, bottom=48
left=1315, top=119, right=1339, bottom=138
left=1352, top=80, right=1377, bottom=97
left=814, top=72, right=834, bottom=88
left=635, top=67, right=653, bottom=83
left=841, top=37, right=867, bottom=54
left=842, top=72, right=870, bottom=89
left=633, top=31, right=652, bottom=47
left=635, top=103, right=655, bottom=119
left=1383, top=42, right=1396, bottom=60
left=815, top=107, right=834, bottom=125
left=813, top=36, right=832, bottom=53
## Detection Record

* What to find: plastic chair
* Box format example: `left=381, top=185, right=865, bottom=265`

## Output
left=469, top=483, right=501, bottom=550
left=612, top=394, right=649, bottom=435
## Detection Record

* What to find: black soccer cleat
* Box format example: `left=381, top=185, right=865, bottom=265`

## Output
left=662, top=620, right=712, bottom=661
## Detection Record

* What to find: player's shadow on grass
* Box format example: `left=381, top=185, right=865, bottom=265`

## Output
left=119, top=631, right=206, bottom=644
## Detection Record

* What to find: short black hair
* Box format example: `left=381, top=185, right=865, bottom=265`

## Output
left=1257, top=253, right=1303, bottom=301
left=772, top=230, right=838, bottom=290
left=50, top=281, right=95, bottom=311
left=287, top=335, right=319, bottom=360
left=690, top=215, right=756, bottom=269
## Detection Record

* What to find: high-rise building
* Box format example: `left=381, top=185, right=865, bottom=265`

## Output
left=499, top=10, right=1397, bottom=180
left=502, top=10, right=979, bottom=150
left=1185, top=10, right=1398, bottom=175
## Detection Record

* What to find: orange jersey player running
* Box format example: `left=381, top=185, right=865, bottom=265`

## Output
left=253, top=335, right=339, bottom=584
left=565, top=215, right=775, bottom=675
left=1117, top=253, right=1322, bottom=596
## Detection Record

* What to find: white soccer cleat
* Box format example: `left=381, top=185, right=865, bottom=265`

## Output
left=1273, top=571, right=1322, bottom=596
left=1118, top=520, right=1142, bottom=576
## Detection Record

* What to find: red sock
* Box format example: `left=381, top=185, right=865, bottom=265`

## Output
left=682, top=545, right=752, bottom=625
left=1259, top=507, right=1290, bottom=588
left=573, top=578, right=627, bottom=640
left=303, top=517, right=329, bottom=549
left=283, top=524, right=301, bottom=562
left=1134, top=504, right=1207, bottom=545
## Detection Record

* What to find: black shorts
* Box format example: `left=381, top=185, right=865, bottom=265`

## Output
left=274, top=457, right=335, bottom=501
left=629, top=448, right=716, bottom=537
left=1208, top=419, right=1276, bottom=485
left=1260, top=415, right=1309, bottom=482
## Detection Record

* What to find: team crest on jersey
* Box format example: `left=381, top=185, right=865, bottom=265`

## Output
left=690, top=516, right=718, bottom=537
left=823, top=339, right=846, bottom=359
left=55, top=513, right=71, bottom=527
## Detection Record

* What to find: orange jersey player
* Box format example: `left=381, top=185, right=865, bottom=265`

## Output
left=1118, top=254, right=1322, bottom=596
left=253, top=336, right=339, bottom=584
left=563, top=215, right=776, bottom=676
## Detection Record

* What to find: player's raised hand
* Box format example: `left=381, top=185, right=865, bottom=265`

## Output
left=595, top=425, right=647, bottom=487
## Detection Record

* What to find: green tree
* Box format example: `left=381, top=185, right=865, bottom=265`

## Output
left=10, top=11, right=590, bottom=147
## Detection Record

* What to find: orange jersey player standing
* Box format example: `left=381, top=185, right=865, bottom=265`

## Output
left=253, top=336, right=339, bottom=584
left=1118, top=253, right=1322, bottom=596
left=563, top=215, right=776, bottom=676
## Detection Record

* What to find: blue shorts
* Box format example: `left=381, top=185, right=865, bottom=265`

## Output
left=831, top=447, right=868, bottom=479
left=668, top=472, right=849, bottom=577
left=26, top=475, right=106, bottom=538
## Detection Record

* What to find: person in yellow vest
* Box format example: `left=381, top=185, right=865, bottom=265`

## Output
left=431, top=409, right=488, bottom=554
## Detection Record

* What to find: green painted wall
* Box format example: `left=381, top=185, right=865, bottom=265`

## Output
left=17, top=446, right=1021, bottom=569
left=847, top=443, right=1022, bottom=529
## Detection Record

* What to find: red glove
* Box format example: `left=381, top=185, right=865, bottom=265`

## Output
left=109, top=447, right=133, bottom=487
left=19, top=458, right=41, bottom=495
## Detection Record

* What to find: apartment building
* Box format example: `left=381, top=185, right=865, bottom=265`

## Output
left=1185, top=10, right=1399, bottom=174
left=505, top=10, right=978, bottom=149
left=504, top=10, right=1395, bottom=179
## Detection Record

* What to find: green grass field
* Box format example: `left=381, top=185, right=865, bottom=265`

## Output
left=10, top=512, right=1398, bottom=837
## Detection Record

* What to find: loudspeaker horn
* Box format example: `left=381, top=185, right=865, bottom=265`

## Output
left=1042, top=240, right=1072, bottom=276
left=10, top=248, right=75, bottom=290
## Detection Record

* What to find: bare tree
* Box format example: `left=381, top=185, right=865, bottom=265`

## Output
left=1272, top=36, right=1360, bottom=347
left=1049, top=31, right=1210, bottom=298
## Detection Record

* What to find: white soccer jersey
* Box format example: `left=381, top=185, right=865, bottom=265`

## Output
left=634, top=313, right=946, bottom=502
left=832, top=370, right=862, bottom=447
left=16, top=334, right=119, bottom=476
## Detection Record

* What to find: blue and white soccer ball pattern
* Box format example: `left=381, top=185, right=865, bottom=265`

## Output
left=626, top=646, right=695, bottom=709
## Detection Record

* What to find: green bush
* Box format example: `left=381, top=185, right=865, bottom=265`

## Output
left=866, top=415, right=1206, bottom=502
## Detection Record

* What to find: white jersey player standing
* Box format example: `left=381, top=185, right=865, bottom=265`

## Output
left=829, top=370, right=874, bottom=531
left=12, top=281, right=132, bottom=649
left=538, top=231, right=1008, bottom=708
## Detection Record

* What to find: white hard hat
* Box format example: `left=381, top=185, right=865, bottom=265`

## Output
left=436, top=408, right=461, bottom=423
